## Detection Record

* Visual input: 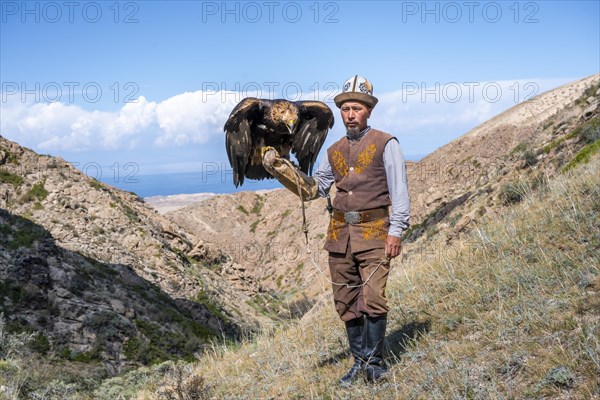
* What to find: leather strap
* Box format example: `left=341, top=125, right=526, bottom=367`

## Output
left=332, top=207, right=389, bottom=224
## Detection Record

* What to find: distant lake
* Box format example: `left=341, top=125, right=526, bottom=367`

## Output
left=98, top=154, right=424, bottom=198
left=98, top=170, right=282, bottom=198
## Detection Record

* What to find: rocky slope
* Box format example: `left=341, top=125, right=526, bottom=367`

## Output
left=166, top=187, right=334, bottom=308
left=165, top=74, right=599, bottom=303
left=0, top=73, right=597, bottom=382
left=0, top=209, right=213, bottom=374
left=408, top=74, right=600, bottom=225
left=0, top=138, right=272, bottom=372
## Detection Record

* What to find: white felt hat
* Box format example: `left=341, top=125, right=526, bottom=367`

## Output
left=334, top=75, right=379, bottom=109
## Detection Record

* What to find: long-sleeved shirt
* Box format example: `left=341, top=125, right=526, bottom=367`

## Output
left=314, top=126, right=410, bottom=237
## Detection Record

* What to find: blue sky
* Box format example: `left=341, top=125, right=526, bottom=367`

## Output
left=1, top=1, right=599, bottom=192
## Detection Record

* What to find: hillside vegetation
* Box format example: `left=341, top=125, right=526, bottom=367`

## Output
left=109, top=154, right=599, bottom=399
left=0, top=75, right=597, bottom=398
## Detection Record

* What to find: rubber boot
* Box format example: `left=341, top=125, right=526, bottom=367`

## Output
left=339, top=316, right=364, bottom=387
left=362, top=315, right=389, bottom=383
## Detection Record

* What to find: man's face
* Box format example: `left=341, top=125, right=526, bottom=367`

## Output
left=340, top=101, right=371, bottom=136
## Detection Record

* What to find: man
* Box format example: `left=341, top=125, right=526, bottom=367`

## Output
left=262, top=75, right=410, bottom=386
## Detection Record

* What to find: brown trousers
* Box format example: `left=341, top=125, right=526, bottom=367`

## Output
left=328, top=242, right=390, bottom=321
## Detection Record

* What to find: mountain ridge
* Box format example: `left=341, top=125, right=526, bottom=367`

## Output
left=0, top=73, right=598, bottom=398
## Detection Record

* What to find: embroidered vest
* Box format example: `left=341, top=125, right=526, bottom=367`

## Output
left=324, top=129, right=395, bottom=253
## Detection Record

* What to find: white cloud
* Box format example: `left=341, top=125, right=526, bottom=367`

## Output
left=0, top=92, right=235, bottom=151
left=116, top=97, right=157, bottom=134
left=154, top=90, right=237, bottom=147
left=374, top=80, right=509, bottom=133
left=372, top=78, right=572, bottom=136
left=1, top=98, right=159, bottom=151
left=0, top=78, right=572, bottom=155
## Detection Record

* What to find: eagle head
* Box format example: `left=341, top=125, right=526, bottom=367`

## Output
left=271, top=101, right=298, bottom=135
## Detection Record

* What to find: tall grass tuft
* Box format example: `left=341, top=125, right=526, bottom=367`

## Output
left=135, top=154, right=599, bottom=399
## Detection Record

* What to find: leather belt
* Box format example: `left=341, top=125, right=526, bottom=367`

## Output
left=332, top=207, right=389, bottom=224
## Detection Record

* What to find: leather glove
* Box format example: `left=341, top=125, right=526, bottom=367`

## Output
left=261, top=147, right=318, bottom=201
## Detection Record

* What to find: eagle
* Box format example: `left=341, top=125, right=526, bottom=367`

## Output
left=224, top=98, right=334, bottom=187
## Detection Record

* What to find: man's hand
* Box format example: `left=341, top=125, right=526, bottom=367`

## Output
left=385, top=235, right=402, bottom=259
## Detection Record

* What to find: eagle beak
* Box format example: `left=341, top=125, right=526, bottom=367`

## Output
left=286, top=121, right=295, bottom=134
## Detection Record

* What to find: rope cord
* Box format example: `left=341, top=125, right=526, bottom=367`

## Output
left=278, top=157, right=387, bottom=289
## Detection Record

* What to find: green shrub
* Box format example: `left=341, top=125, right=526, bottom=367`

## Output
left=544, top=117, right=599, bottom=156
left=578, top=118, right=600, bottom=144
left=157, top=363, right=212, bottom=400
left=510, top=143, right=528, bottom=155
left=499, top=182, right=525, bottom=205
left=576, top=82, right=600, bottom=105
left=70, top=348, right=101, bottom=363
left=28, top=332, right=50, bottom=355
left=122, top=205, right=141, bottom=223
left=543, top=140, right=559, bottom=154
left=130, top=316, right=213, bottom=365
left=251, top=195, right=265, bottom=215
left=0, top=169, right=23, bottom=186
left=522, top=150, right=537, bottom=167
left=194, top=291, right=228, bottom=323
left=3, top=150, right=19, bottom=164
left=89, top=179, right=105, bottom=190
left=539, top=366, right=575, bottom=389
left=22, top=182, right=48, bottom=202
left=0, top=220, right=47, bottom=250
left=123, top=336, right=145, bottom=361
left=561, top=139, right=600, bottom=172
left=94, top=363, right=168, bottom=400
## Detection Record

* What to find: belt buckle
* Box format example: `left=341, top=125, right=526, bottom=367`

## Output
left=344, top=211, right=361, bottom=224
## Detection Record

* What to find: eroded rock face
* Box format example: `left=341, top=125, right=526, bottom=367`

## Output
left=0, top=137, right=269, bottom=372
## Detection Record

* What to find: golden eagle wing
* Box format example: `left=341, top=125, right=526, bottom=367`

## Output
left=224, top=97, right=263, bottom=187
left=292, top=101, right=334, bottom=174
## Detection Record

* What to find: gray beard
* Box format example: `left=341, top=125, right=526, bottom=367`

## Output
left=347, top=126, right=361, bottom=140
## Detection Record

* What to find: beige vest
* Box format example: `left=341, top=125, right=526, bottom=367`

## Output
left=324, top=129, right=394, bottom=253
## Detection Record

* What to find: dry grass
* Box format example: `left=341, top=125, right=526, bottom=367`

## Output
left=133, top=155, right=600, bottom=399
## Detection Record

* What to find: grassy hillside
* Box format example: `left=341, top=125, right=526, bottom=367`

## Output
left=123, top=154, right=599, bottom=399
